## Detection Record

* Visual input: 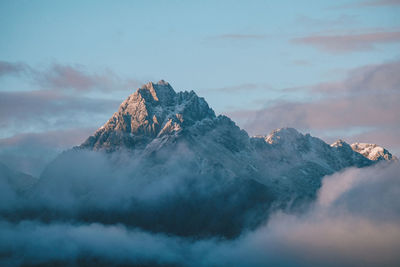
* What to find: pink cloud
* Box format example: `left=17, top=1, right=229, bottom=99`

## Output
left=210, top=34, right=268, bottom=40
left=0, top=61, right=143, bottom=92
left=358, top=0, right=400, bottom=6
left=292, top=31, right=400, bottom=53
left=39, top=64, right=97, bottom=91
left=0, top=61, right=28, bottom=76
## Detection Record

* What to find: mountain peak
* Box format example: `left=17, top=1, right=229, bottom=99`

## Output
left=80, top=81, right=215, bottom=151
left=156, top=79, right=169, bottom=85
left=351, top=142, right=398, bottom=161
left=138, top=80, right=176, bottom=104
left=331, top=140, right=397, bottom=162
left=331, top=139, right=350, bottom=148
left=265, top=127, right=303, bottom=144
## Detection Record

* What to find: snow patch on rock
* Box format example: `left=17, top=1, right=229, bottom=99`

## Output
left=351, top=143, right=398, bottom=161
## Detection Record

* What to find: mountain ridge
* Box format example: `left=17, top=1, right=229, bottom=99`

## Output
left=74, top=80, right=396, bottom=208
left=80, top=81, right=396, bottom=164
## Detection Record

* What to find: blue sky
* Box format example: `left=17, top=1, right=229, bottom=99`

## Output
left=1, top=0, right=400, bottom=174
left=1, top=0, right=399, bottom=93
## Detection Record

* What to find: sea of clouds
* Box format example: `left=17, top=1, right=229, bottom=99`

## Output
left=0, top=151, right=399, bottom=266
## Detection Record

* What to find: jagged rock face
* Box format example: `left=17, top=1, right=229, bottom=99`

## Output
left=253, top=128, right=371, bottom=172
left=330, top=139, right=372, bottom=168
left=81, top=80, right=215, bottom=151
left=351, top=142, right=398, bottom=161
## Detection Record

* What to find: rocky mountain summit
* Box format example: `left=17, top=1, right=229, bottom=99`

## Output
left=81, top=80, right=215, bottom=151
left=351, top=142, right=398, bottom=161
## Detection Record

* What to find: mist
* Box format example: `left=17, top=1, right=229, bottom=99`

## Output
left=1, top=146, right=399, bottom=266
left=0, top=145, right=273, bottom=240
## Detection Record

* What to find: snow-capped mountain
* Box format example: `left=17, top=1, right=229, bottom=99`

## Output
left=33, top=80, right=396, bottom=238
left=77, top=81, right=396, bottom=196
left=80, top=80, right=393, bottom=166
left=77, top=81, right=394, bottom=203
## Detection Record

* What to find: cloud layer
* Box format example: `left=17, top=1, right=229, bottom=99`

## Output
left=0, top=128, right=95, bottom=176
left=1, top=161, right=399, bottom=266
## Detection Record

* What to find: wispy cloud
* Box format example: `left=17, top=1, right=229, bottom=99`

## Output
left=0, top=61, right=142, bottom=92
left=202, top=83, right=272, bottom=93
left=351, top=0, right=400, bottom=7
left=210, top=34, right=268, bottom=40
left=292, top=60, right=311, bottom=66
left=332, top=0, right=400, bottom=9
left=37, top=64, right=111, bottom=91
left=0, top=128, right=94, bottom=149
left=0, top=90, right=119, bottom=137
left=0, top=61, right=28, bottom=76
left=292, top=31, right=400, bottom=53
left=295, top=14, right=357, bottom=28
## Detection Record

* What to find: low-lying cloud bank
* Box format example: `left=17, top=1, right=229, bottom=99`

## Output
left=1, top=160, right=399, bottom=266
left=0, top=148, right=274, bottom=239
left=0, top=128, right=95, bottom=176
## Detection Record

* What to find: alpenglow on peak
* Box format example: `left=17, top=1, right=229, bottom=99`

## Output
left=80, top=81, right=215, bottom=151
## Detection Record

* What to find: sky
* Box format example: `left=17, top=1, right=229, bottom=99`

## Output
left=1, top=0, right=400, bottom=175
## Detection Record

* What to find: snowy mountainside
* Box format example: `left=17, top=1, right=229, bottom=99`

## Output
left=250, top=128, right=373, bottom=204
left=76, top=81, right=396, bottom=204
